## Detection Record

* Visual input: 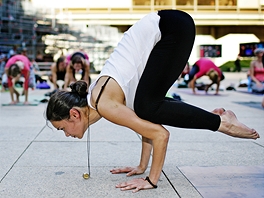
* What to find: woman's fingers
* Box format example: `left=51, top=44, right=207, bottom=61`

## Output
left=110, top=166, right=144, bottom=176
left=110, top=167, right=133, bottom=174
left=116, top=178, right=154, bottom=193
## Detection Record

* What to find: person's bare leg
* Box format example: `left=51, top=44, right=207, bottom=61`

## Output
left=23, top=89, right=29, bottom=105
left=13, top=88, right=20, bottom=103
left=217, top=110, right=260, bottom=139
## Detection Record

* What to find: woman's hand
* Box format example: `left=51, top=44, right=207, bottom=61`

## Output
left=110, top=166, right=145, bottom=176
left=115, top=177, right=155, bottom=193
left=256, top=81, right=263, bottom=88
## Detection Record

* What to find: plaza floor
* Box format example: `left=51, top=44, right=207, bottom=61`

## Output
left=0, top=72, right=263, bottom=198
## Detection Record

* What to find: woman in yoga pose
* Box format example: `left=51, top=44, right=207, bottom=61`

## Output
left=45, top=10, right=260, bottom=192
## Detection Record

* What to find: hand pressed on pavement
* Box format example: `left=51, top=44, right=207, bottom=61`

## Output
left=110, top=166, right=145, bottom=177
left=115, top=178, right=155, bottom=193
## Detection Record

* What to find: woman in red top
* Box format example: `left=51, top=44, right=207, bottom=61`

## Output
left=188, top=58, right=224, bottom=95
left=250, top=48, right=264, bottom=93
left=4, top=54, right=31, bottom=104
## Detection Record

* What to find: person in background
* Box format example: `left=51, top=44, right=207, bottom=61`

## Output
left=4, top=54, right=31, bottom=104
left=0, top=50, right=7, bottom=92
left=234, top=54, right=241, bottom=72
left=262, top=48, right=264, bottom=66
left=45, top=57, right=67, bottom=96
left=35, top=51, right=44, bottom=62
left=188, top=58, right=225, bottom=95
left=7, top=45, right=17, bottom=59
left=181, top=62, right=190, bottom=79
left=21, top=48, right=28, bottom=57
left=29, top=58, right=46, bottom=84
left=64, top=51, right=90, bottom=89
left=0, top=49, right=7, bottom=80
left=249, top=48, right=264, bottom=93
left=50, top=57, right=67, bottom=89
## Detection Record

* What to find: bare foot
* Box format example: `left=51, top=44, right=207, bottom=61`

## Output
left=212, top=108, right=225, bottom=115
left=10, top=101, right=17, bottom=105
left=15, top=92, right=20, bottom=102
left=218, top=110, right=260, bottom=139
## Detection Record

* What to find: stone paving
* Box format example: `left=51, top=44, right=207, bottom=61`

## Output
left=0, top=72, right=263, bottom=198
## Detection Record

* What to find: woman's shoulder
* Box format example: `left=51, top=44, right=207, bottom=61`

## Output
left=250, top=60, right=263, bottom=68
left=250, top=60, right=257, bottom=66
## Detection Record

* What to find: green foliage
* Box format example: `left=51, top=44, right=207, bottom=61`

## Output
left=220, top=60, right=252, bottom=72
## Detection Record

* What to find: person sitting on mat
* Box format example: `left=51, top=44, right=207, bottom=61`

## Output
left=45, top=10, right=259, bottom=192
left=4, top=54, right=31, bottom=104
left=249, top=48, right=264, bottom=93
left=188, top=58, right=225, bottom=95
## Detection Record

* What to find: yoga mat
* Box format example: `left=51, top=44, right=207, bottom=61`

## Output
left=1, top=101, right=39, bottom=106
left=177, top=89, right=228, bottom=96
left=233, top=101, right=263, bottom=110
left=236, top=90, right=264, bottom=95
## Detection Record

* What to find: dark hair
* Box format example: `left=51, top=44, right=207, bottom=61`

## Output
left=46, top=81, right=88, bottom=121
left=56, top=57, right=65, bottom=68
left=8, top=64, right=21, bottom=77
left=71, top=55, right=84, bottom=66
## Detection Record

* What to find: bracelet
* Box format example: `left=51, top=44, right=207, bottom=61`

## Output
left=145, top=176, right=158, bottom=188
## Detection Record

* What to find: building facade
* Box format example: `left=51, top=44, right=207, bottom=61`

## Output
left=33, top=0, right=264, bottom=65
left=1, top=0, right=264, bottom=67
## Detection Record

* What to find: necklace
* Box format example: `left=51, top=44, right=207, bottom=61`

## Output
left=83, top=108, right=91, bottom=179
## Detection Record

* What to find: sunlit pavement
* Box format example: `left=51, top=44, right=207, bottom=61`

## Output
left=0, top=72, right=263, bottom=198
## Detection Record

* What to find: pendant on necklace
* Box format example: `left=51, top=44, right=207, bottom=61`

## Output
left=83, top=172, right=90, bottom=179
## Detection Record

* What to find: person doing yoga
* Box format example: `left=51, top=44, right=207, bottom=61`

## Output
left=45, top=10, right=260, bottom=192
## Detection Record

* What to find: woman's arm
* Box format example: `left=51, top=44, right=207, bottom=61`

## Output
left=189, top=76, right=197, bottom=94
left=215, top=76, right=221, bottom=94
left=83, top=62, right=90, bottom=86
left=139, top=136, right=152, bottom=172
left=249, top=61, right=261, bottom=85
left=110, top=136, right=152, bottom=176
left=23, top=70, right=30, bottom=103
left=102, top=103, right=169, bottom=191
left=91, top=77, right=169, bottom=191
left=98, top=99, right=168, bottom=191
left=50, top=63, right=58, bottom=89
left=63, top=66, right=72, bottom=89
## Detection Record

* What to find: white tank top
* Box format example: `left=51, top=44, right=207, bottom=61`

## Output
left=87, top=12, right=161, bottom=110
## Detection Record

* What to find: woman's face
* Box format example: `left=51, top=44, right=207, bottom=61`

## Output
left=73, top=63, right=82, bottom=71
left=51, top=118, right=87, bottom=139
left=257, top=52, right=263, bottom=58
left=58, top=61, right=66, bottom=69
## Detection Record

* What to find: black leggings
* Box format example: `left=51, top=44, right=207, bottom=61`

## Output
left=134, top=10, right=220, bottom=131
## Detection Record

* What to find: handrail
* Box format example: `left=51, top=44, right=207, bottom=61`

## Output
left=37, top=62, right=53, bottom=71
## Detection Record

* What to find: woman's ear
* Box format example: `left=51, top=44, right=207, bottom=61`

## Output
left=69, top=108, right=81, bottom=119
